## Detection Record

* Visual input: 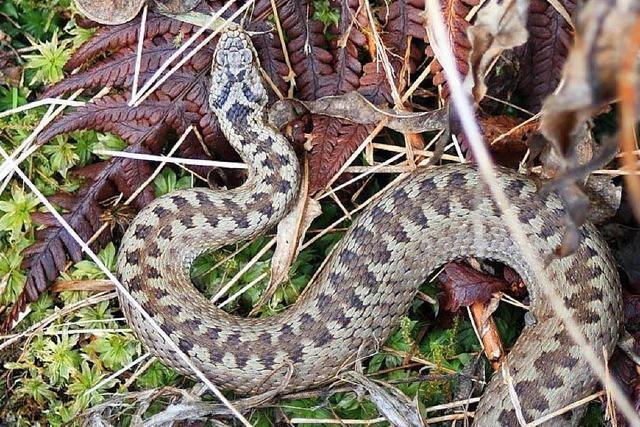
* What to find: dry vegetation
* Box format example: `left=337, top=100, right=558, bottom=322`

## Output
left=0, top=0, right=640, bottom=425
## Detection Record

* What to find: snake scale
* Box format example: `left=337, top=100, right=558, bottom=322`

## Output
left=116, top=28, right=623, bottom=425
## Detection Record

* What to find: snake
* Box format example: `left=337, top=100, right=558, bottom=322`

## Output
left=116, top=27, right=623, bottom=425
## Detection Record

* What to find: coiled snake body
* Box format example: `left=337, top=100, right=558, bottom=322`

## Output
left=117, top=28, right=622, bottom=425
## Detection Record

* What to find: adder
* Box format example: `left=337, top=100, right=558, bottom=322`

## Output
left=116, top=27, right=622, bottom=425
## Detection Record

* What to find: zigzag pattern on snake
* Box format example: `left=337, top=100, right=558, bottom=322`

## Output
left=116, top=27, right=622, bottom=425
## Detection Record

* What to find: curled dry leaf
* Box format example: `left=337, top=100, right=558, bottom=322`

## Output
left=540, top=0, right=640, bottom=156
left=269, top=92, right=448, bottom=134
left=534, top=0, right=640, bottom=256
left=465, top=0, right=530, bottom=103
left=439, top=262, right=510, bottom=312
left=470, top=297, right=505, bottom=369
left=74, top=0, right=145, bottom=25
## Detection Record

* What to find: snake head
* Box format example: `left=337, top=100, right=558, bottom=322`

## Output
left=210, top=26, right=267, bottom=111
left=213, top=28, right=254, bottom=78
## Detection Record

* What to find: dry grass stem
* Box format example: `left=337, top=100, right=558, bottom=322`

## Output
left=527, top=391, right=606, bottom=426
left=0, top=98, right=85, bottom=119
left=86, top=352, right=152, bottom=396
left=51, top=279, right=114, bottom=292
left=320, top=120, right=386, bottom=193
left=490, top=113, right=541, bottom=146
left=92, top=150, right=247, bottom=170
left=130, top=5, right=148, bottom=101
left=371, top=142, right=461, bottom=162
left=0, top=292, right=116, bottom=349
left=289, top=417, right=386, bottom=425
left=321, top=152, right=405, bottom=200
left=618, top=16, right=640, bottom=220
left=363, top=0, right=402, bottom=107
left=123, top=355, right=157, bottom=389
left=0, top=89, right=84, bottom=183
left=484, top=94, right=535, bottom=116
left=218, top=271, right=269, bottom=308
left=211, top=237, right=276, bottom=303
left=268, top=0, right=295, bottom=98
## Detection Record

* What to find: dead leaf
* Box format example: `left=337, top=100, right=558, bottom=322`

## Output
left=465, top=0, right=530, bottom=103
left=455, top=114, right=535, bottom=166
left=439, top=262, right=510, bottom=312
left=470, top=298, right=505, bottom=370
left=343, top=371, right=425, bottom=427
left=538, top=124, right=595, bottom=179
left=269, top=92, right=448, bottom=134
left=74, top=0, right=145, bottom=25
left=151, top=0, right=201, bottom=15
left=540, top=0, right=640, bottom=157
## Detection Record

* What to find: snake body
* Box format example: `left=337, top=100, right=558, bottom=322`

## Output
left=116, top=28, right=622, bottom=425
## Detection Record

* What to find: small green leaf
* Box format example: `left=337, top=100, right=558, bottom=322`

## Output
left=16, top=376, right=56, bottom=404
left=136, top=361, right=179, bottom=388
left=67, top=361, right=106, bottom=409
left=41, top=137, right=80, bottom=177
left=312, top=0, right=340, bottom=31
left=93, top=133, right=127, bottom=159
left=24, top=31, right=71, bottom=85
left=98, top=242, right=117, bottom=272
left=88, top=334, right=140, bottom=370
left=153, top=168, right=178, bottom=196
left=0, top=184, right=40, bottom=240
left=43, top=334, right=81, bottom=385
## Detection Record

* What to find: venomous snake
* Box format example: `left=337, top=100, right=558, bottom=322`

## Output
left=116, top=27, right=623, bottom=425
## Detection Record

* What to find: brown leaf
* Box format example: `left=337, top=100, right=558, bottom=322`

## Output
left=330, top=0, right=369, bottom=95
left=465, top=0, right=530, bottom=103
left=359, top=0, right=427, bottom=105
left=439, top=262, right=510, bottom=312
left=456, top=114, right=535, bottom=165
left=278, top=0, right=335, bottom=100
left=308, top=117, right=371, bottom=194
left=428, top=0, right=480, bottom=99
left=270, top=92, right=448, bottom=134
left=540, top=0, right=640, bottom=157
left=515, top=0, right=577, bottom=112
